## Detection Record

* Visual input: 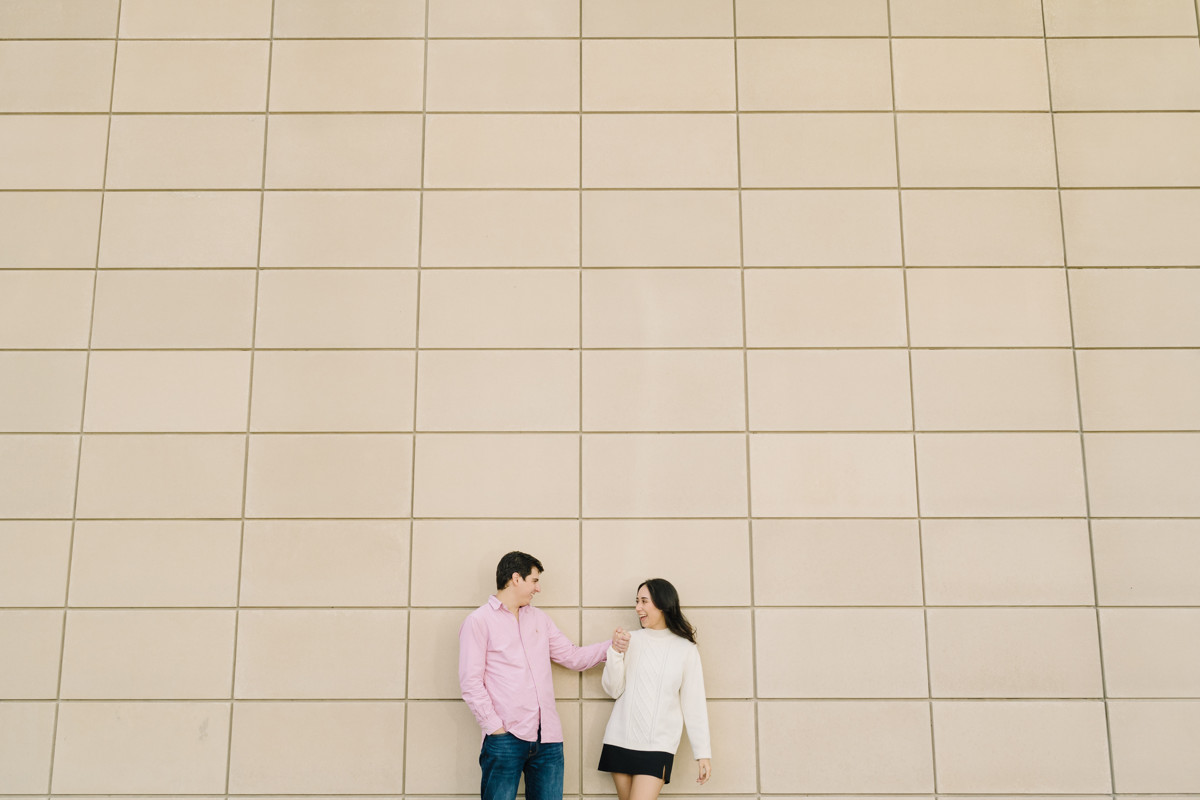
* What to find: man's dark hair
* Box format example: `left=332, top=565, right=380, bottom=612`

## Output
left=495, top=551, right=544, bottom=591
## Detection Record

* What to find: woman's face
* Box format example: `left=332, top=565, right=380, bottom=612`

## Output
left=635, top=586, right=666, bottom=630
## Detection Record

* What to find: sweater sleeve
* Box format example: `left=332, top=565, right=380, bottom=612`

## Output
left=679, top=644, right=711, bottom=760
left=600, top=646, right=625, bottom=699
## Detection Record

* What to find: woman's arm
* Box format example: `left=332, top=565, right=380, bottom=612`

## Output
left=680, top=645, right=711, bottom=762
left=600, top=645, right=626, bottom=698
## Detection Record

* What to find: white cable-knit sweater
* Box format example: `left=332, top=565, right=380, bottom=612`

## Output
left=600, top=627, right=711, bottom=759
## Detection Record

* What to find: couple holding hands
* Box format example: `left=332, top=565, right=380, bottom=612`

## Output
left=459, top=551, right=711, bottom=800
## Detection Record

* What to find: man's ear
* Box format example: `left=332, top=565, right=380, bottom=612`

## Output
left=511, top=572, right=521, bottom=586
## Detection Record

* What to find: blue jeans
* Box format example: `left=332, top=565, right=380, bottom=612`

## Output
left=479, top=732, right=564, bottom=800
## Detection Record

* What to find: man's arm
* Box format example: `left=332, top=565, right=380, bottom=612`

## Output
left=546, top=617, right=610, bottom=671
left=458, top=615, right=505, bottom=734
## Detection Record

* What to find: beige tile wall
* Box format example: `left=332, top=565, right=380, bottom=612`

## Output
left=1, top=0, right=1199, bottom=796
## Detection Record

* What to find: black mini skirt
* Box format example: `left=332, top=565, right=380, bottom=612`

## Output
left=597, top=743, right=674, bottom=784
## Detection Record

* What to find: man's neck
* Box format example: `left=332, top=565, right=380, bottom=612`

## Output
left=495, top=589, right=521, bottom=616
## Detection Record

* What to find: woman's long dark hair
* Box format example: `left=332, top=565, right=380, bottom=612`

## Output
left=639, top=578, right=696, bottom=643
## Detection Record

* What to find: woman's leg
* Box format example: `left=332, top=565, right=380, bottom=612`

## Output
left=628, top=774, right=666, bottom=800
left=611, top=772, right=632, bottom=800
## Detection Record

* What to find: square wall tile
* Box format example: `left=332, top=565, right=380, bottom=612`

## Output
left=113, top=41, right=269, bottom=112
left=425, top=114, right=578, bottom=189
left=411, top=607, right=582, bottom=700
left=0, top=610, right=63, bottom=698
left=99, top=191, right=261, bottom=268
left=261, top=191, right=420, bottom=267
left=69, top=520, right=241, bottom=607
left=426, top=40, right=578, bottom=111
left=893, top=39, right=1049, bottom=111
left=906, top=268, right=1072, bottom=347
left=269, top=40, right=424, bottom=111
left=748, top=349, right=912, bottom=431
left=1077, top=349, right=1200, bottom=430
left=1084, top=433, right=1200, bottom=516
left=1045, top=0, right=1198, bottom=35
left=583, top=190, right=740, bottom=267
left=752, top=519, right=924, bottom=606
left=417, top=350, right=578, bottom=431
left=583, top=113, right=737, bottom=188
left=1048, top=39, right=1200, bottom=110
left=740, top=113, right=897, bottom=188
left=582, top=608, right=754, bottom=699
left=0, top=42, right=114, bottom=112
left=584, top=0, right=733, bottom=36
left=0, top=435, right=80, bottom=518
left=581, top=519, right=750, bottom=606
left=245, top=434, right=412, bottom=518
left=0, top=0, right=119, bottom=37
left=583, top=40, right=734, bottom=111
left=915, top=433, right=1086, bottom=517
left=1108, top=701, right=1200, bottom=792
left=106, top=115, right=264, bottom=190
left=0, top=193, right=100, bottom=268
left=1063, top=190, right=1200, bottom=267
left=737, top=39, right=893, bottom=111
left=922, top=519, right=1095, bottom=606
left=1101, top=609, right=1200, bottom=697
left=91, top=270, right=256, bottom=349
left=266, top=115, right=423, bottom=189
left=52, top=702, right=230, bottom=794
left=736, top=0, right=887, bottom=35
left=119, top=0, right=273, bottom=37
left=1069, top=268, right=1200, bottom=347
left=84, top=351, right=251, bottom=432
left=421, top=191, right=578, bottom=267
left=897, top=113, right=1057, bottom=188
left=0, top=351, right=87, bottom=432
left=758, top=701, right=934, bottom=793
left=1055, top=113, right=1200, bottom=187
left=0, top=115, right=108, bottom=189
left=583, top=350, right=745, bottom=432
left=750, top=433, right=917, bottom=517
left=889, top=0, right=1043, bottom=35
left=582, top=269, right=743, bottom=348
left=240, top=520, right=409, bottom=607
left=582, top=433, right=747, bottom=517
left=911, top=349, right=1079, bottom=431
left=409, top=519, right=579, bottom=606
left=76, top=434, right=245, bottom=518
left=254, top=269, right=417, bottom=348
left=0, top=703, right=54, bottom=793
left=60, top=610, right=235, bottom=699
left=429, top=0, right=578, bottom=36
left=420, top=269, right=579, bottom=348
left=743, top=190, right=902, bottom=266
left=933, top=702, right=1111, bottom=793
left=1093, top=520, right=1200, bottom=606
left=251, top=350, right=415, bottom=432
left=756, top=608, right=928, bottom=698
left=413, top=434, right=578, bottom=518
left=229, top=703, right=404, bottom=794
left=0, top=522, right=71, bottom=606
left=927, top=609, right=1102, bottom=698
left=273, top=0, right=426, bottom=37
left=235, top=610, right=407, bottom=699
left=0, top=271, right=90, bottom=348
left=745, top=268, right=908, bottom=347
left=902, top=190, right=1063, bottom=266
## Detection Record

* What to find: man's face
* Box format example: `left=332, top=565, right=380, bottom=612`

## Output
left=511, top=567, right=542, bottom=607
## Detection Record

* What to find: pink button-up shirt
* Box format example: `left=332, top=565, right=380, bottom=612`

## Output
left=459, top=596, right=608, bottom=743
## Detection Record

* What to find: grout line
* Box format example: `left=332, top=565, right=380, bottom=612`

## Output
left=44, top=13, right=122, bottom=796
left=1040, top=2, right=1119, bottom=797
left=15, top=184, right=1200, bottom=191
left=222, top=1, right=276, bottom=793
left=577, top=3, right=586, bottom=788
left=400, top=0, right=433, bottom=791
left=7, top=33, right=1200, bottom=41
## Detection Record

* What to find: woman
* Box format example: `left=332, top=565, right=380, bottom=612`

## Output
left=598, top=578, right=711, bottom=797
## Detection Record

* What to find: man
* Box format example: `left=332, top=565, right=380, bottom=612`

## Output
left=459, top=551, right=630, bottom=800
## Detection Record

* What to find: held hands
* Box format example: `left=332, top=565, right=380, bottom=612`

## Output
left=697, top=758, right=711, bottom=785
left=611, top=627, right=631, bottom=654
